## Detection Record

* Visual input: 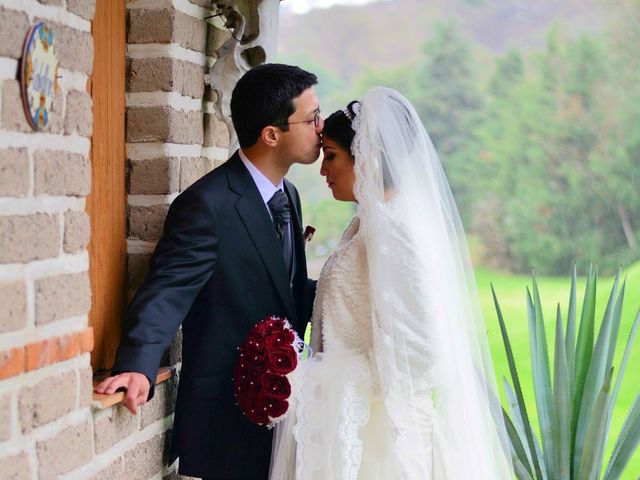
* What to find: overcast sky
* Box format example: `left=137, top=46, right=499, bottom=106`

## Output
left=281, top=0, right=384, bottom=15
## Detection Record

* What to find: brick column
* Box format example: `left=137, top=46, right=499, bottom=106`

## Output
left=0, top=1, right=96, bottom=478
left=125, top=0, right=230, bottom=298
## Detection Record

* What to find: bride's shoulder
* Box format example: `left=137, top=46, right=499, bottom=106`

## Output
left=340, top=215, right=361, bottom=242
left=361, top=201, right=418, bottom=254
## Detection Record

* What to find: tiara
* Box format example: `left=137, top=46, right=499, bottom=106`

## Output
left=343, top=102, right=361, bottom=122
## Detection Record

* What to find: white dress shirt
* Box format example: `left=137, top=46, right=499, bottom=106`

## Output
left=239, top=150, right=285, bottom=220
left=238, top=150, right=296, bottom=281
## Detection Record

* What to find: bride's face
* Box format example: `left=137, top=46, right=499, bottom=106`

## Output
left=320, top=137, right=356, bottom=202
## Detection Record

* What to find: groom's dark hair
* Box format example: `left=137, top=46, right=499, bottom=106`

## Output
left=231, top=63, right=318, bottom=148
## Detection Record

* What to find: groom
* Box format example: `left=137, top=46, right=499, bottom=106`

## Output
left=96, top=64, right=321, bottom=479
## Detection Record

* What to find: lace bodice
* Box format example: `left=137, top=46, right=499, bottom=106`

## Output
left=310, top=216, right=372, bottom=356
left=310, top=211, right=436, bottom=388
left=290, top=214, right=441, bottom=480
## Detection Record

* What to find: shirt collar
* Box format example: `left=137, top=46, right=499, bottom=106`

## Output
left=239, top=149, right=285, bottom=205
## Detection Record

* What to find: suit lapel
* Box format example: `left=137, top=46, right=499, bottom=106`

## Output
left=284, top=179, right=303, bottom=240
left=226, top=153, right=297, bottom=322
left=284, top=179, right=306, bottom=276
left=284, top=179, right=310, bottom=333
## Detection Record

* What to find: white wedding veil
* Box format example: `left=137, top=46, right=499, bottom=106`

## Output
left=269, top=86, right=515, bottom=479
left=351, top=86, right=514, bottom=478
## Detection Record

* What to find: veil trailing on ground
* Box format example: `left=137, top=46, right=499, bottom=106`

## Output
left=352, top=87, right=513, bottom=478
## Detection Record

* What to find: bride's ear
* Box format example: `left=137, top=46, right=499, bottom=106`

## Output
left=260, top=126, right=280, bottom=147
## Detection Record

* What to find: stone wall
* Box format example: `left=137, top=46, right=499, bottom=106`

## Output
left=0, top=0, right=233, bottom=478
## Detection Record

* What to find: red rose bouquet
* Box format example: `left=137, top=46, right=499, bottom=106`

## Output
left=233, top=315, right=304, bottom=428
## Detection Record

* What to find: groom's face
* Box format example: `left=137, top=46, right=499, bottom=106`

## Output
left=279, top=87, right=323, bottom=166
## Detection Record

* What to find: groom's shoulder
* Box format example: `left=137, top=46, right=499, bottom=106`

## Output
left=165, top=157, right=238, bottom=220
left=180, top=154, right=238, bottom=199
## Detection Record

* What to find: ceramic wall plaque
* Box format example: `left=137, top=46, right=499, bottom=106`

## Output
left=20, top=21, right=58, bottom=130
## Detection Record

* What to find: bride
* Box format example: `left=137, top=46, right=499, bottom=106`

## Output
left=270, top=87, right=515, bottom=479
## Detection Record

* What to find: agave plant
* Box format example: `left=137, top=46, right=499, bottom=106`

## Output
left=492, top=267, right=640, bottom=479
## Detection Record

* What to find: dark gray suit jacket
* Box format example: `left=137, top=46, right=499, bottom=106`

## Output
left=113, top=151, right=315, bottom=479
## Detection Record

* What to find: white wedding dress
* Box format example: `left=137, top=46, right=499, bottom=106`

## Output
left=271, top=214, right=449, bottom=480
left=270, top=87, right=514, bottom=480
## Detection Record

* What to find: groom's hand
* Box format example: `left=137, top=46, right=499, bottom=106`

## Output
left=95, top=372, right=151, bottom=415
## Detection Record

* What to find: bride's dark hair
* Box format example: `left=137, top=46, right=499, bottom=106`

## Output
left=322, top=100, right=360, bottom=153
left=324, top=99, right=400, bottom=189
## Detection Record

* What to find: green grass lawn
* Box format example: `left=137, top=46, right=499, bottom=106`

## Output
left=479, top=262, right=640, bottom=479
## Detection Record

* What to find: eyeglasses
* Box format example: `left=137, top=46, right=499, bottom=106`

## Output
left=274, top=109, right=322, bottom=129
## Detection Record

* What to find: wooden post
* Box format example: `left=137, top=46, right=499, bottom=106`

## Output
left=87, top=0, right=126, bottom=370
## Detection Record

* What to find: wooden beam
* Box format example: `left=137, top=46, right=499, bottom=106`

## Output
left=87, top=0, right=127, bottom=370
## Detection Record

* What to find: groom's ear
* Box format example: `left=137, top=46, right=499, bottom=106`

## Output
left=260, top=126, right=280, bottom=147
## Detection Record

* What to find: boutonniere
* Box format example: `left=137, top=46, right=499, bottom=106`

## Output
left=303, top=225, right=316, bottom=246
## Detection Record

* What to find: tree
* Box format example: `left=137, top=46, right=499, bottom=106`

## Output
left=588, top=1, right=640, bottom=256
left=412, top=20, right=483, bottom=159
left=465, top=22, right=640, bottom=274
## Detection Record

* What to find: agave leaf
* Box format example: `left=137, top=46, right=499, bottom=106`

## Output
left=511, top=449, right=536, bottom=480
left=601, top=280, right=626, bottom=452
left=604, top=309, right=640, bottom=479
left=604, top=395, right=640, bottom=480
left=565, top=266, right=578, bottom=401
left=572, top=267, right=597, bottom=455
left=606, top=277, right=625, bottom=375
left=609, top=309, right=640, bottom=425
left=504, top=379, right=538, bottom=476
left=487, top=375, right=532, bottom=479
left=529, top=279, right=554, bottom=477
left=552, top=304, right=570, bottom=480
left=574, top=274, right=620, bottom=472
left=492, top=285, right=545, bottom=480
left=502, top=404, right=535, bottom=478
left=577, top=367, right=614, bottom=480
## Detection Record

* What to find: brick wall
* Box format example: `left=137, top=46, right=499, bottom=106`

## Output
left=0, top=0, right=97, bottom=476
left=0, top=0, right=233, bottom=478
left=125, top=0, right=230, bottom=296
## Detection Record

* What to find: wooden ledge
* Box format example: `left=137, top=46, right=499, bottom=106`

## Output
left=91, top=366, right=176, bottom=409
